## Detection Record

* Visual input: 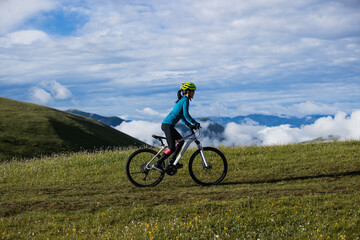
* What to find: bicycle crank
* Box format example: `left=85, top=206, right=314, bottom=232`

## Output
left=165, top=165, right=177, bottom=175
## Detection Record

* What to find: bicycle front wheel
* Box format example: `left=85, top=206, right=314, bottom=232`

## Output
left=126, top=149, right=164, bottom=187
left=189, top=147, right=227, bottom=186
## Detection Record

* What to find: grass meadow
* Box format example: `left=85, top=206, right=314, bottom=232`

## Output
left=1, top=141, right=360, bottom=239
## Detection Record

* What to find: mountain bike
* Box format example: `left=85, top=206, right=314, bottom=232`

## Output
left=126, top=127, right=227, bottom=187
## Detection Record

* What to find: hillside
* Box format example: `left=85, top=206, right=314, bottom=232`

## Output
left=0, top=141, right=359, bottom=238
left=0, top=97, right=145, bottom=161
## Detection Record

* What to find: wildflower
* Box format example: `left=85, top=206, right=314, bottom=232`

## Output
left=224, top=227, right=228, bottom=231
left=73, top=228, right=76, bottom=232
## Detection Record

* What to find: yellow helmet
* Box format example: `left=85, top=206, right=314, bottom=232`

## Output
left=180, top=82, right=196, bottom=91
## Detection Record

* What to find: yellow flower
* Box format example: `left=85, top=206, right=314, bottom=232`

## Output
left=73, top=228, right=76, bottom=232
left=224, top=227, right=228, bottom=231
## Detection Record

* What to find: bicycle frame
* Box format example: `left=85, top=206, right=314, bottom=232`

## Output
left=146, top=129, right=210, bottom=170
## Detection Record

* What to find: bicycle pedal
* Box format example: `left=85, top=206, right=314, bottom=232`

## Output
left=176, top=163, right=183, bottom=169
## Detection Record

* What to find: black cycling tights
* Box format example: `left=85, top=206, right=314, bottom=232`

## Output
left=161, top=123, right=184, bottom=162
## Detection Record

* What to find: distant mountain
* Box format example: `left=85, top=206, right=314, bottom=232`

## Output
left=66, top=109, right=127, bottom=127
left=0, top=98, right=145, bottom=161
left=62, top=109, right=339, bottom=145
left=176, top=118, right=226, bottom=141
left=208, top=114, right=331, bottom=128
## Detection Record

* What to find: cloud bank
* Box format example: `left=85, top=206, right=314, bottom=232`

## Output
left=0, top=0, right=359, bottom=118
left=116, top=110, right=360, bottom=146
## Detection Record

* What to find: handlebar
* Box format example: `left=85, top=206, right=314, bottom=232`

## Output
left=189, top=125, right=202, bottom=135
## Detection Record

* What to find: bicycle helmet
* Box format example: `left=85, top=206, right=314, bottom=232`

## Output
left=180, top=82, right=196, bottom=91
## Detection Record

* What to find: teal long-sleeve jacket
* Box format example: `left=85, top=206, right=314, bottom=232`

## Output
left=162, top=95, right=198, bottom=127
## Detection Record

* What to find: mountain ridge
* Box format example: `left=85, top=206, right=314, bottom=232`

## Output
left=66, top=109, right=332, bottom=128
left=66, top=109, right=127, bottom=127
left=207, top=114, right=332, bottom=128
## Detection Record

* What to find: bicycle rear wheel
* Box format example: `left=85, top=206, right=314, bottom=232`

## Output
left=189, top=147, right=227, bottom=186
left=126, top=149, right=164, bottom=187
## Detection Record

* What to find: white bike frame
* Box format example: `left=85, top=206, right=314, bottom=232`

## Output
left=146, top=129, right=210, bottom=170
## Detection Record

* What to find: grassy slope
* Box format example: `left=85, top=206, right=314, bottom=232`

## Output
left=0, top=97, right=145, bottom=161
left=0, top=141, right=359, bottom=239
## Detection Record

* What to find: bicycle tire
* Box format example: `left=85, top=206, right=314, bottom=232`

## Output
left=126, top=148, right=165, bottom=187
left=188, top=147, right=227, bottom=186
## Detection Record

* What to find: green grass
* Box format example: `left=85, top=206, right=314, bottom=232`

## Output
left=1, top=141, right=360, bottom=239
left=0, top=97, right=145, bottom=161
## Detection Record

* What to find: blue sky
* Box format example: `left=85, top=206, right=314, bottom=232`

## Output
left=1, top=0, right=360, bottom=121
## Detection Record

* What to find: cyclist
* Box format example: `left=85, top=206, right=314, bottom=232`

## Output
left=153, top=82, right=200, bottom=172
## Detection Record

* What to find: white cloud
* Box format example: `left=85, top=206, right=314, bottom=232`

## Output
left=29, top=80, right=72, bottom=105
left=0, top=30, right=48, bottom=47
left=0, top=0, right=56, bottom=34
left=137, top=107, right=166, bottom=118
left=115, top=120, right=163, bottom=145
left=253, top=110, right=360, bottom=145
left=30, top=87, right=52, bottom=104
left=40, top=80, right=72, bottom=100
left=115, top=110, right=360, bottom=147
left=289, top=101, right=339, bottom=117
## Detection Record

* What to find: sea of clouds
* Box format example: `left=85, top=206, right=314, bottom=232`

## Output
left=116, top=110, right=360, bottom=147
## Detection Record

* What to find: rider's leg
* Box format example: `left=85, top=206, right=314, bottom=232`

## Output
left=163, top=124, right=184, bottom=168
left=153, top=123, right=179, bottom=170
left=169, top=140, right=184, bottom=164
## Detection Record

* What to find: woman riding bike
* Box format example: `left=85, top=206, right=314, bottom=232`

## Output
left=152, top=82, right=200, bottom=172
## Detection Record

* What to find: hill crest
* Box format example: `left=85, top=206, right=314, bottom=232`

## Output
left=0, top=97, right=145, bottom=161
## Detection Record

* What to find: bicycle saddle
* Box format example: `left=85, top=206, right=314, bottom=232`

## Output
left=152, top=135, right=166, bottom=140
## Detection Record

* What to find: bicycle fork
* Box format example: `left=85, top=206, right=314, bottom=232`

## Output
left=196, top=140, right=210, bottom=168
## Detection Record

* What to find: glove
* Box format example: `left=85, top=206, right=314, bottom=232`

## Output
left=194, top=122, right=201, bottom=130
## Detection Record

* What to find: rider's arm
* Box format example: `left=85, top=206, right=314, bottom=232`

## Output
left=181, top=98, right=198, bottom=126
